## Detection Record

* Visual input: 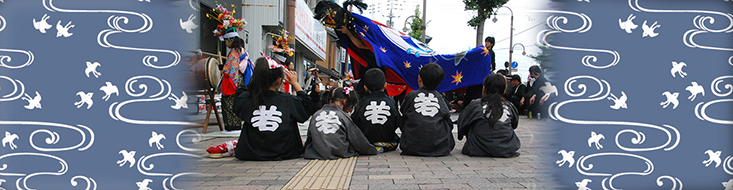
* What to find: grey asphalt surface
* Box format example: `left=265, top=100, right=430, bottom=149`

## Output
left=189, top=113, right=559, bottom=190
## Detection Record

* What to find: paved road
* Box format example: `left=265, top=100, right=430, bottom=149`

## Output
left=189, top=115, right=558, bottom=190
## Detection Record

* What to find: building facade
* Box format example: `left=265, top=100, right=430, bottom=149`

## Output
left=240, top=0, right=331, bottom=85
left=195, top=0, right=346, bottom=86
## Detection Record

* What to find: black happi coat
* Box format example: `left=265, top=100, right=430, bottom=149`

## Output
left=457, top=99, right=520, bottom=158
left=351, top=91, right=401, bottom=144
left=526, top=75, right=548, bottom=99
left=399, top=88, right=455, bottom=157
left=525, top=75, right=550, bottom=115
left=233, top=90, right=312, bottom=161
left=506, top=83, right=527, bottom=111
left=304, top=104, right=378, bottom=160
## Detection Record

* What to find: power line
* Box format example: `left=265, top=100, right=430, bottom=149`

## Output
left=494, top=43, right=539, bottom=51
left=494, top=21, right=546, bottom=44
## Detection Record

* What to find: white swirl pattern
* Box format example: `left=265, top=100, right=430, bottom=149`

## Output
left=0, top=14, right=5, bottom=32
left=0, top=48, right=35, bottom=69
left=0, top=15, right=34, bottom=70
left=694, top=99, right=733, bottom=125
left=43, top=0, right=152, bottom=32
left=692, top=76, right=733, bottom=124
left=0, top=153, right=68, bottom=189
left=176, top=129, right=203, bottom=152
left=108, top=76, right=196, bottom=125
left=43, top=0, right=180, bottom=69
left=2, top=1, right=197, bottom=189
left=656, top=175, right=683, bottom=190
left=163, top=172, right=200, bottom=190
left=629, top=0, right=733, bottom=65
left=615, top=129, right=646, bottom=145
left=712, top=76, right=733, bottom=97
left=628, top=0, right=733, bottom=33
left=549, top=1, right=729, bottom=189
left=683, top=29, right=733, bottom=51
left=531, top=10, right=619, bottom=69
left=70, top=175, right=97, bottom=190
left=0, top=76, right=25, bottom=102
left=136, top=152, right=201, bottom=176
left=725, top=156, right=733, bottom=175
left=0, top=121, right=94, bottom=152
left=576, top=152, right=653, bottom=190
left=97, top=29, right=181, bottom=69
left=188, top=0, right=200, bottom=11
left=548, top=76, right=680, bottom=151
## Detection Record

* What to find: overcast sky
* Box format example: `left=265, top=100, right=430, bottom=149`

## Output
left=340, top=0, right=555, bottom=80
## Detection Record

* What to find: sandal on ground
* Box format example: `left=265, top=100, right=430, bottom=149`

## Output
left=206, top=140, right=237, bottom=158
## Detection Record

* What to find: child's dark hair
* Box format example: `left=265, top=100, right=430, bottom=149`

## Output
left=419, top=63, right=444, bottom=91
left=484, top=36, right=495, bottom=44
left=322, top=87, right=346, bottom=103
left=343, top=90, right=359, bottom=111
left=248, top=57, right=284, bottom=106
left=529, top=65, right=542, bottom=76
left=496, top=69, right=507, bottom=76
left=322, top=87, right=358, bottom=111
left=480, top=74, right=508, bottom=128
left=362, top=68, right=385, bottom=92
left=353, top=80, right=368, bottom=98
left=228, top=36, right=245, bottom=49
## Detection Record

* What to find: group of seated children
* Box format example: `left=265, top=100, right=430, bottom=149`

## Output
left=206, top=57, right=521, bottom=160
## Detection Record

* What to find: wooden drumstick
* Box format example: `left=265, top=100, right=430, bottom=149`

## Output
left=217, top=51, right=224, bottom=66
left=187, top=49, right=226, bottom=60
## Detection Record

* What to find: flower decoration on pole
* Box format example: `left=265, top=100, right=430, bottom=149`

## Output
left=207, top=4, right=246, bottom=41
left=342, top=70, right=354, bottom=83
left=269, top=29, right=295, bottom=57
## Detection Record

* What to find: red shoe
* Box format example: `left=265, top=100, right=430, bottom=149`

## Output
left=206, top=140, right=237, bottom=158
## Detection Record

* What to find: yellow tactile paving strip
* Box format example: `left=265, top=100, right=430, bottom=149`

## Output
left=282, top=157, right=357, bottom=190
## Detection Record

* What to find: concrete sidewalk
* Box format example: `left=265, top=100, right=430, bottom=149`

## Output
left=189, top=116, right=556, bottom=190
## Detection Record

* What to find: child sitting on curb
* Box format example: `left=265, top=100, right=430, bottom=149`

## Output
left=303, top=87, right=378, bottom=159
left=351, top=68, right=401, bottom=152
left=457, top=74, right=521, bottom=158
left=399, top=63, right=455, bottom=157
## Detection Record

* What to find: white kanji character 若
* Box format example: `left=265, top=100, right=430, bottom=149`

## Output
left=364, top=101, right=391, bottom=125
left=315, top=111, right=341, bottom=134
left=483, top=105, right=512, bottom=123
left=251, top=105, right=283, bottom=131
left=414, top=92, right=440, bottom=117
left=499, top=105, right=511, bottom=122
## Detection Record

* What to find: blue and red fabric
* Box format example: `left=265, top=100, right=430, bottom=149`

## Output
left=336, top=13, right=492, bottom=95
left=239, top=49, right=254, bottom=86
left=220, top=49, right=243, bottom=95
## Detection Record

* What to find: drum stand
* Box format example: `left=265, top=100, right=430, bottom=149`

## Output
left=188, top=49, right=227, bottom=134
left=192, top=87, right=223, bottom=134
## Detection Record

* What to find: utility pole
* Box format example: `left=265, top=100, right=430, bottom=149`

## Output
left=492, top=6, right=513, bottom=75
left=508, top=11, right=513, bottom=75
left=386, top=2, right=396, bottom=27
left=366, top=0, right=402, bottom=28
left=420, top=0, right=426, bottom=42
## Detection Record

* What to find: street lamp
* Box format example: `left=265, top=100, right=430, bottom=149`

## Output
left=492, top=6, right=514, bottom=74
left=402, top=15, right=418, bottom=33
left=513, top=43, right=526, bottom=56
left=508, top=43, right=526, bottom=71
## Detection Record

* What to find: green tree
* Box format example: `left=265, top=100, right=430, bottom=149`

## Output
left=406, top=5, right=424, bottom=41
left=463, top=0, right=509, bottom=46
left=528, top=44, right=551, bottom=69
